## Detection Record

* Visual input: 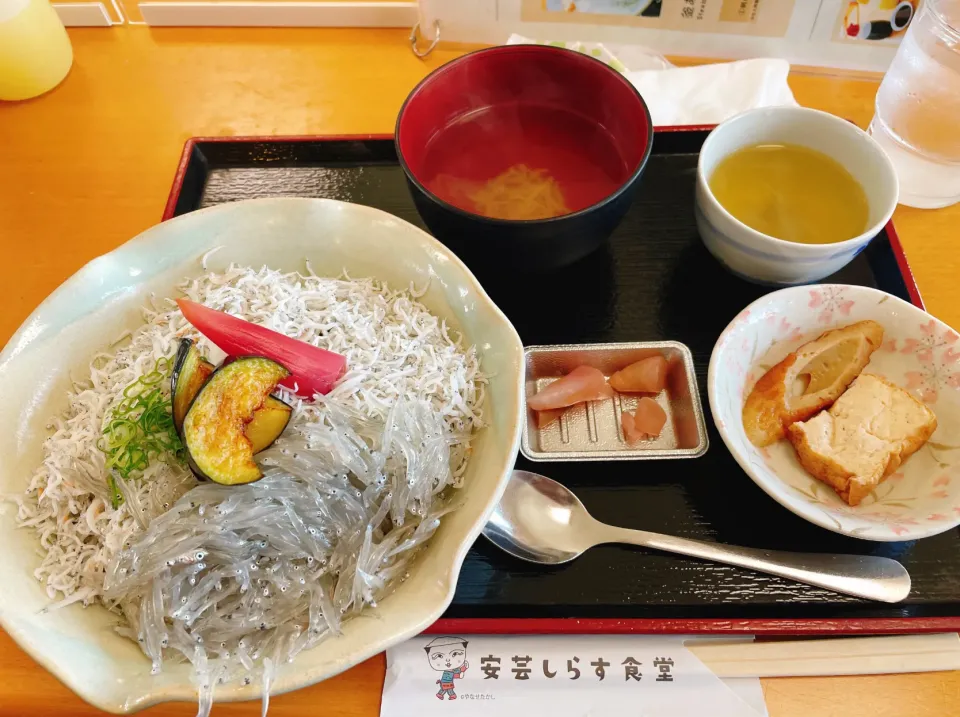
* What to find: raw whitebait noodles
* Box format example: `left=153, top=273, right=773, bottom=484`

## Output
left=13, top=265, right=484, bottom=715
left=104, top=400, right=459, bottom=710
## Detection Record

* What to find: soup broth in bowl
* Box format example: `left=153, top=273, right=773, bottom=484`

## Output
left=420, top=104, right=629, bottom=221
left=708, top=143, right=870, bottom=245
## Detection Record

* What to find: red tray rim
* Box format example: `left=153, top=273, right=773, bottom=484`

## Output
left=426, top=616, right=960, bottom=635
left=162, top=128, right=935, bottom=636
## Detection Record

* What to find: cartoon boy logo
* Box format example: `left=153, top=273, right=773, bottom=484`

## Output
left=424, top=636, right=469, bottom=700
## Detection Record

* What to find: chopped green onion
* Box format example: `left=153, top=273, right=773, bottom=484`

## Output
left=106, top=472, right=123, bottom=510
left=98, top=356, right=183, bottom=508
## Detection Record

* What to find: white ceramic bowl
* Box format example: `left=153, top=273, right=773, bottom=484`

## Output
left=0, top=198, right=524, bottom=713
left=695, top=107, right=899, bottom=285
left=709, top=285, right=960, bottom=542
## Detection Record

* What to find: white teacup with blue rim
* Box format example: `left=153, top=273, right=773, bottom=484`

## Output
left=695, top=106, right=899, bottom=285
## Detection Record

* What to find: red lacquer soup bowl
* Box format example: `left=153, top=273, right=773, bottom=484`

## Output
left=396, top=45, right=653, bottom=273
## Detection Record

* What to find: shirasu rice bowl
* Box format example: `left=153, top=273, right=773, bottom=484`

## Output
left=12, top=264, right=485, bottom=715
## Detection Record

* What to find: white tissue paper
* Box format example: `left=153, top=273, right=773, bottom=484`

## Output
left=382, top=635, right=768, bottom=717
left=626, top=59, right=797, bottom=126
left=506, top=34, right=797, bottom=127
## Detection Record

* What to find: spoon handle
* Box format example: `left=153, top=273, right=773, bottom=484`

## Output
left=596, top=524, right=911, bottom=603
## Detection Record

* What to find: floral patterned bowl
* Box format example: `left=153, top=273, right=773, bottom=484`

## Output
left=708, top=284, right=960, bottom=542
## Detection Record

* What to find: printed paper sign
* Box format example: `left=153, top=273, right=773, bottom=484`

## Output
left=382, top=635, right=767, bottom=717
left=831, top=0, right=920, bottom=44
left=522, top=0, right=798, bottom=38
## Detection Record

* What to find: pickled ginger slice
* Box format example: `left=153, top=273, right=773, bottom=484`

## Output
left=536, top=408, right=566, bottom=429
left=622, top=397, right=667, bottom=444
left=609, top=355, right=668, bottom=394
left=528, top=366, right=612, bottom=411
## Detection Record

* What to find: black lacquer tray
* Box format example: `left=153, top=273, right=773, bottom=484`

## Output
left=165, top=130, right=960, bottom=636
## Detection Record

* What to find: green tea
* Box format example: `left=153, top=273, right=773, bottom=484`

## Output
left=709, top=143, right=870, bottom=245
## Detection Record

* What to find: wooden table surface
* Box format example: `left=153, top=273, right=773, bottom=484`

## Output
left=1, top=26, right=958, bottom=717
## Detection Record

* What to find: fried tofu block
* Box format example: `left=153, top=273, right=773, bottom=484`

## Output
left=787, top=374, right=937, bottom=506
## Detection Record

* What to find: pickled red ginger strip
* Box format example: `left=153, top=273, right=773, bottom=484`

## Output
left=609, top=355, right=668, bottom=394
left=528, top=366, right=613, bottom=411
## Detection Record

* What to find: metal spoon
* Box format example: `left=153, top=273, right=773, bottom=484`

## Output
left=482, top=470, right=911, bottom=603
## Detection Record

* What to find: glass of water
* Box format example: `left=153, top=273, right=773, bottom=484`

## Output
left=869, top=0, right=960, bottom=209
